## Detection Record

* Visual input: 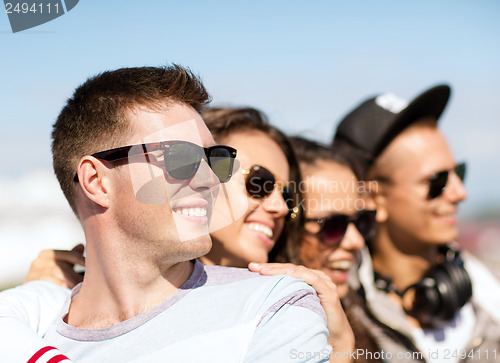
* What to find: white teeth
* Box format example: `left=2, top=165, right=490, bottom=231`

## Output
left=329, top=260, right=353, bottom=270
left=174, top=208, right=207, bottom=217
left=248, top=223, right=273, bottom=239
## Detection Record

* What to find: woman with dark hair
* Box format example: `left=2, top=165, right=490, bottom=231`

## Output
left=198, top=107, right=303, bottom=267
left=251, top=136, right=381, bottom=363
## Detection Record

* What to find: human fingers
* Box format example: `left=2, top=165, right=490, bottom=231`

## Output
left=249, top=262, right=333, bottom=290
left=55, top=260, right=84, bottom=288
left=53, top=244, right=86, bottom=266
left=248, top=262, right=311, bottom=274
left=25, top=249, right=69, bottom=287
left=24, top=246, right=85, bottom=288
left=249, top=262, right=341, bottom=315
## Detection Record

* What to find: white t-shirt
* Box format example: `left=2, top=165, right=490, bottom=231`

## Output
left=411, top=303, right=476, bottom=363
left=0, top=260, right=332, bottom=362
left=0, top=280, right=71, bottom=362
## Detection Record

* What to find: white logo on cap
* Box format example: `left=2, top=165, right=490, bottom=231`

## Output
left=375, top=93, right=408, bottom=114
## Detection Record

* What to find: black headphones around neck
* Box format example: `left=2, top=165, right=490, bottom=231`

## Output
left=373, top=246, right=473, bottom=328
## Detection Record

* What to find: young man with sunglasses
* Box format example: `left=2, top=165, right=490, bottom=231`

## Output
left=332, top=85, right=500, bottom=362
left=0, top=66, right=333, bottom=362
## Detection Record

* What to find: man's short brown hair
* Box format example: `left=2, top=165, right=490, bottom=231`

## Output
left=52, top=65, right=210, bottom=216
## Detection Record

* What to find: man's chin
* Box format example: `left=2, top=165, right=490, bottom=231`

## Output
left=171, top=211, right=213, bottom=243
left=435, top=227, right=459, bottom=244
left=180, top=234, right=213, bottom=259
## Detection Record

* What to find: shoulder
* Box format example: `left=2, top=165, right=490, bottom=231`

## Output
left=0, top=280, right=70, bottom=306
left=202, top=264, right=260, bottom=285
left=202, top=264, right=317, bottom=298
left=0, top=281, right=71, bottom=336
left=0, top=281, right=70, bottom=320
left=199, top=263, right=325, bottom=320
left=256, top=274, right=326, bottom=326
left=234, top=273, right=331, bottom=362
left=462, top=249, right=500, bottom=286
left=462, top=251, right=500, bottom=324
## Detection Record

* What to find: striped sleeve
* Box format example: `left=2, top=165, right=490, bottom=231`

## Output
left=27, top=346, right=71, bottom=363
left=244, top=277, right=332, bottom=362
left=0, top=281, right=71, bottom=362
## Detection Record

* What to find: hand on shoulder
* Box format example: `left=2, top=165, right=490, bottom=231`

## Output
left=249, top=262, right=355, bottom=362
left=24, top=244, right=85, bottom=289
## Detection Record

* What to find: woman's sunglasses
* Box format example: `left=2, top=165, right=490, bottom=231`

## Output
left=305, top=210, right=377, bottom=246
left=73, top=140, right=237, bottom=183
left=241, top=165, right=298, bottom=219
left=427, top=162, right=466, bottom=199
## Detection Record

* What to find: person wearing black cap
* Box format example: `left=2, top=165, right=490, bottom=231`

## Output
left=333, top=85, right=500, bottom=362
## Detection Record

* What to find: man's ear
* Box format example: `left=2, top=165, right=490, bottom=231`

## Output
left=365, top=179, right=388, bottom=224
left=373, top=191, right=388, bottom=223
left=75, top=156, right=110, bottom=209
left=361, top=181, right=377, bottom=210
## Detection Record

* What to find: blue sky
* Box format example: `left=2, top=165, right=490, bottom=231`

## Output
left=0, top=0, right=499, bottom=284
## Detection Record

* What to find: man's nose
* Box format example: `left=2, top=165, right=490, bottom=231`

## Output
left=444, top=170, right=467, bottom=203
left=189, top=159, right=219, bottom=191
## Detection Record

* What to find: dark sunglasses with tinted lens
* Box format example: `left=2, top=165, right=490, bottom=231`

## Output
left=242, top=165, right=297, bottom=218
left=427, top=162, right=466, bottom=199
left=73, top=141, right=237, bottom=183
left=306, top=210, right=377, bottom=246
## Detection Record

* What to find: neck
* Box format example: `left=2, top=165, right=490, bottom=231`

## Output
left=66, top=219, right=194, bottom=329
left=371, top=227, right=438, bottom=291
left=370, top=225, right=443, bottom=329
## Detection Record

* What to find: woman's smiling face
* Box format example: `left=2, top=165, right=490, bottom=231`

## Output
left=204, top=130, right=290, bottom=267
left=300, top=160, right=366, bottom=298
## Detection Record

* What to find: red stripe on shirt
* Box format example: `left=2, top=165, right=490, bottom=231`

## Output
left=47, top=354, right=70, bottom=363
left=27, top=346, right=57, bottom=363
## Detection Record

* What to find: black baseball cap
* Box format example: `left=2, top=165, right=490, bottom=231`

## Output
left=332, top=84, right=451, bottom=177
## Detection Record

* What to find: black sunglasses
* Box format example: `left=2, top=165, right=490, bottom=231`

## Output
left=242, top=165, right=298, bottom=219
left=305, top=210, right=376, bottom=246
left=427, top=162, right=466, bottom=199
left=73, top=141, right=237, bottom=183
